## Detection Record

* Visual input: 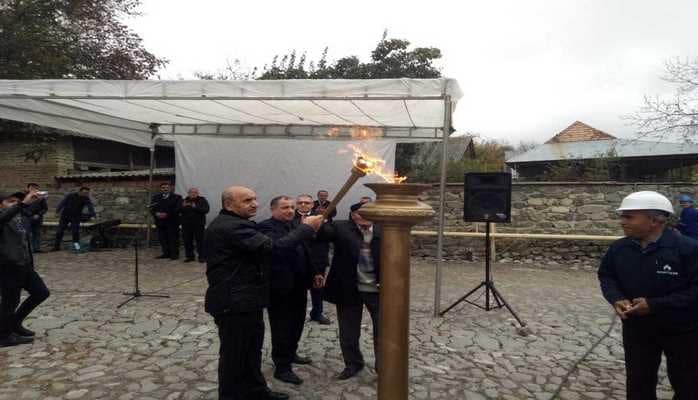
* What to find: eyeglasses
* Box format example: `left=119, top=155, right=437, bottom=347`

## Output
left=297, top=201, right=312, bottom=205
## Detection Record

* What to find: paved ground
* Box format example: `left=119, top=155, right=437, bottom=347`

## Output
left=0, top=248, right=675, bottom=400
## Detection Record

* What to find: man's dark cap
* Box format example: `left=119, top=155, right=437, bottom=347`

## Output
left=350, top=202, right=363, bottom=213
left=0, top=191, right=25, bottom=201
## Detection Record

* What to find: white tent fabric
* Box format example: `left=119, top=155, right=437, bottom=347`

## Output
left=0, top=79, right=462, bottom=148
left=175, top=136, right=396, bottom=223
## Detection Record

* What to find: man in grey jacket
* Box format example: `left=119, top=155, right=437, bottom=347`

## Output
left=0, top=190, right=51, bottom=347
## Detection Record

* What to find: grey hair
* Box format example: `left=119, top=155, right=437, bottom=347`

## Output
left=221, top=190, right=234, bottom=206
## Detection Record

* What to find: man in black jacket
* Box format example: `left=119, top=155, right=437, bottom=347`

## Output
left=204, top=186, right=323, bottom=400
left=318, top=202, right=381, bottom=380
left=598, top=191, right=698, bottom=399
left=51, top=187, right=95, bottom=251
left=25, top=183, right=48, bottom=252
left=259, top=196, right=325, bottom=385
left=180, top=187, right=209, bottom=263
left=312, top=190, right=337, bottom=222
left=297, top=194, right=332, bottom=325
left=0, top=190, right=50, bottom=347
left=150, top=182, right=182, bottom=260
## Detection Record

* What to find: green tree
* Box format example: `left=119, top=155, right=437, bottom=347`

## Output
left=0, top=0, right=166, bottom=79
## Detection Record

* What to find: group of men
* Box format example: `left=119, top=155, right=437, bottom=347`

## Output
left=149, top=182, right=211, bottom=262
left=204, top=186, right=379, bottom=400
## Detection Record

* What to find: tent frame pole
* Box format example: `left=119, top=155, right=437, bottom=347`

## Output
left=434, top=96, right=452, bottom=317
left=145, top=124, right=159, bottom=247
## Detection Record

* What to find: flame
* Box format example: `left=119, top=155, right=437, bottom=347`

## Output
left=348, top=144, right=407, bottom=184
left=325, top=126, right=384, bottom=139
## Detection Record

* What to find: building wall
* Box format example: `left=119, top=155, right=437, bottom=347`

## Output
left=0, top=133, right=73, bottom=190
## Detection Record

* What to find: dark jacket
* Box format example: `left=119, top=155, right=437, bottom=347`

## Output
left=598, top=229, right=698, bottom=331
left=257, top=217, right=321, bottom=295
left=203, top=209, right=315, bottom=316
left=313, top=199, right=337, bottom=222
left=26, top=196, right=48, bottom=225
left=150, top=193, right=182, bottom=227
left=677, top=207, right=698, bottom=239
left=57, top=193, right=95, bottom=219
left=317, top=220, right=381, bottom=306
left=0, top=204, right=33, bottom=269
left=180, top=196, right=210, bottom=226
left=295, top=210, right=330, bottom=268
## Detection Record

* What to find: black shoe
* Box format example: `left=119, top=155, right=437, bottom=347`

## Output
left=336, top=366, right=363, bottom=380
left=169, top=256, right=179, bottom=260
left=311, top=315, right=332, bottom=325
left=0, top=333, right=34, bottom=347
left=274, top=369, right=303, bottom=385
left=14, top=325, right=35, bottom=337
left=33, top=249, right=43, bottom=253
left=261, top=390, right=290, bottom=400
left=50, top=246, right=60, bottom=252
left=155, top=254, right=169, bottom=259
left=184, top=257, right=195, bottom=263
left=198, top=257, right=205, bottom=263
left=292, top=354, right=312, bottom=365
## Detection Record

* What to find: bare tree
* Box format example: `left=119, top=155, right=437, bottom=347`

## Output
left=628, top=58, right=698, bottom=142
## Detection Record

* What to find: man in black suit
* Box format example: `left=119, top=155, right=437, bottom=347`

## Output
left=318, top=202, right=381, bottom=380
left=298, top=194, right=332, bottom=325
left=312, top=190, right=337, bottom=222
left=258, top=196, right=325, bottom=385
left=180, top=187, right=210, bottom=263
left=204, top=186, right=323, bottom=400
left=24, top=183, right=48, bottom=252
left=150, top=182, right=182, bottom=260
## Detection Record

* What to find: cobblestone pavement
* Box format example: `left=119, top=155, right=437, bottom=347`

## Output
left=0, top=248, right=675, bottom=400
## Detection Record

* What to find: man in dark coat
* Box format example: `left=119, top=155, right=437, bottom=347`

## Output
left=318, top=202, right=381, bottom=380
left=258, top=196, right=325, bottom=385
left=204, top=186, right=323, bottom=400
left=598, top=191, right=698, bottom=399
left=150, top=182, right=182, bottom=260
left=0, top=190, right=50, bottom=347
left=24, top=183, right=48, bottom=252
left=298, top=194, right=332, bottom=325
left=180, top=187, right=210, bottom=263
left=312, top=189, right=337, bottom=222
left=51, top=186, right=96, bottom=251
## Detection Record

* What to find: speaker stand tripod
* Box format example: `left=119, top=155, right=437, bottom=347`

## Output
left=117, top=237, right=170, bottom=308
left=439, top=222, right=527, bottom=328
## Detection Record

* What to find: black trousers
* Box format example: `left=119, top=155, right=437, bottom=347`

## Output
left=215, top=310, right=268, bottom=400
left=336, top=291, right=379, bottom=370
left=30, top=221, right=42, bottom=251
left=0, top=269, right=50, bottom=338
left=309, top=286, right=324, bottom=319
left=182, top=221, right=205, bottom=259
left=54, top=216, right=81, bottom=246
left=622, top=321, right=698, bottom=400
left=156, top=222, right=180, bottom=258
left=268, top=285, right=308, bottom=372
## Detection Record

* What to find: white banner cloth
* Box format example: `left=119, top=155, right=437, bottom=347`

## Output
left=174, top=136, right=396, bottom=223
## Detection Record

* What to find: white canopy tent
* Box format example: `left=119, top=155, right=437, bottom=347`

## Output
left=0, top=78, right=460, bottom=315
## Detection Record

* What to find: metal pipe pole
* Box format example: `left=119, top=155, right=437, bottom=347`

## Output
left=145, top=124, right=159, bottom=247
left=434, top=96, right=452, bottom=317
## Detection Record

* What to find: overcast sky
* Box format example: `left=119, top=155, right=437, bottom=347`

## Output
left=127, top=0, right=697, bottom=144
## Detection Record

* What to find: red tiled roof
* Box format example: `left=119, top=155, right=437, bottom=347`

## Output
left=545, top=121, right=616, bottom=144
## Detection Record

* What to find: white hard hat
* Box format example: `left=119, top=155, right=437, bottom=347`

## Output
left=617, top=191, right=674, bottom=215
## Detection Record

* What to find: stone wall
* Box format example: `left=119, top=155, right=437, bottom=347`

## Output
left=413, top=181, right=698, bottom=265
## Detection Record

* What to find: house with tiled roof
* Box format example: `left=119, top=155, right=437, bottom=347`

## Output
left=506, top=121, right=698, bottom=181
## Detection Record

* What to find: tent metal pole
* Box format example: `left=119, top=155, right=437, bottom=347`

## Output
left=145, top=124, right=159, bottom=247
left=434, top=96, right=451, bottom=317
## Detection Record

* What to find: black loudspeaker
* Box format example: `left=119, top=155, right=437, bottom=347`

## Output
left=463, top=172, right=512, bottom=223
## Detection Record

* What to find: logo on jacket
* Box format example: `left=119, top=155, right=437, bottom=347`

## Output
left=657, top=264, right=679, bottom=276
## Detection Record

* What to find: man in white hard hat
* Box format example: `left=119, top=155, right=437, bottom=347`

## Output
left=598, top=191, right=698, bottom=399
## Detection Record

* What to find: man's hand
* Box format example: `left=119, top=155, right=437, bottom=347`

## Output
left=613, top=299, right=632, bottom=320
left=625, top=298, right=651, bottom=317
left=22, top=190, right=39, bottom=205
left=302, top=215, right=324, bottom=231
left=33, top=215, right=40, bottom=220
left=313, top=274, right=325, bottom=289
left=156, top=212, right=168, bottom=219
